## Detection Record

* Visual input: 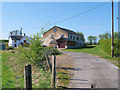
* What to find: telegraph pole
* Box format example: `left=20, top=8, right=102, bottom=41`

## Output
left=111, top=0, right=114, bottom=57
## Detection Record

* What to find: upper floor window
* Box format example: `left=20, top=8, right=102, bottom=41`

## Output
left=70, top=35, right=72, bottom=39
left=54, top=28, right=57, bottom=32
left=79, top=37, right=81, bottom=41
left=73, top=36, right=75, bottom=40
left=14, top=40, right=17, bottom=42
left=51, top=35, right=54, bottom=39
left=77, top=37, right=79, bottom=40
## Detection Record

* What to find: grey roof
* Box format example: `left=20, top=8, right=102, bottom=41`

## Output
left=57, top=37, right=76, bottom=42
left=44, top=26, right=81, bottom=36
left=50, top=39, right=57, bottom=44
left=10, top=36, right=24, bottom=40
left=56, top=26, right=78, bottom=35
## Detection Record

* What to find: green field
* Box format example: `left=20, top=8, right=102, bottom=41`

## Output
left=62, top=45, right=118, bottom=66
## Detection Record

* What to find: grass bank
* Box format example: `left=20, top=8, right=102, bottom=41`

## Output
left=62, top=45, right=118, bottom=67
left=1, top=50, right=51, bottom=88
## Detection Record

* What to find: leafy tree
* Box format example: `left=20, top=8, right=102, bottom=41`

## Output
left=87, top=36, right=97, bottom=45
left=77, top=32, right=85, bottom=41
left=99, top=32, right=111, bottom=39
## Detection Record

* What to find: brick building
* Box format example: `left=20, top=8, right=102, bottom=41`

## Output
left=43, top=26, right=85, bottom=49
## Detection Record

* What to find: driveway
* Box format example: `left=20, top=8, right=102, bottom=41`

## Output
left=60, top=51, right=118, bottom=88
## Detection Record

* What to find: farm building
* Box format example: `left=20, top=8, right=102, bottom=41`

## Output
left=43, top=26, right=85, bottom=49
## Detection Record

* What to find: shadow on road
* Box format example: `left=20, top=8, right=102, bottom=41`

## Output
left=57, top=67, right=82, bottom=71
left=57, top=78, right=88, bottom=81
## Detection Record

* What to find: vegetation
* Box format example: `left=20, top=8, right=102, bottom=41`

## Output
left=87, top=36, right=97, bottom=45
left=98, top=32, right=111, bottom=39
left=1, top=27, right=60, bottom=88
left=0, top=40, right=8, bottom=44
left=2, top=50, right=51, bottom=88
left=99, top=32, right=120, bottom=57
left=77, top=32, right=85, bottom=41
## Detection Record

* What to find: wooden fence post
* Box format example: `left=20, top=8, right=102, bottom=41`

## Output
left=24, top=64, right=32, bottom=89
left=45, top=53, right=52, bottom=73
left=51, top=55, right=56, bottom=88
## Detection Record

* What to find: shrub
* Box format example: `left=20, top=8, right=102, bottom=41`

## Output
left=99, top=38, right=119, bottom=57
left=6, top=47, right=14, bottom=50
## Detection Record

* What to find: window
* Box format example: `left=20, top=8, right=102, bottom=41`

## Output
left=14, top=44, right=17, bottom=47
left=76, top=43, right=79, bottom=46
left=70, top=35, right=72, bottom=39
left=77, top=37, right=79, bottom=40
left=79, top=38, right=81, bottom=41
left=24, top=40, right=26, bottom=43
left=73, top=36, right=75, bottom=40
left=51, top=35, right=54, bottom=39
left=68, top=34, right=71, bottom=38
left=54, top=28, right=57, bottom=32
left=14, top=40, right=17, bottom=42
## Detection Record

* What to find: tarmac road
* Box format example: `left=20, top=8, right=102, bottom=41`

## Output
left=60, top=51, right=118, bottom=88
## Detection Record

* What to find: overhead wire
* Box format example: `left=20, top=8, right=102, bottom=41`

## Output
left=48, top=2, right=109, bottom=26
left=33, top=2, right=109, bottom=29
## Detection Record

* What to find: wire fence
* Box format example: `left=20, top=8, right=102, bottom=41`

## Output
left=1, top=47, right=58, bottom=88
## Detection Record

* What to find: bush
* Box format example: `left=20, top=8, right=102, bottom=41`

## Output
left=99, top=38, right=119, bottom=57
left=44, top=46, right=60, bottom=55
left=6, top=47, right=14, bottom=50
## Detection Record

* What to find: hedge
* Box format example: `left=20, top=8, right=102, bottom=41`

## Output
left=99, top=38, right=120, bottom=57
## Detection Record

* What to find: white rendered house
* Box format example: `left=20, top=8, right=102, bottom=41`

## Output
left=8, top=35, right=31, bottom=48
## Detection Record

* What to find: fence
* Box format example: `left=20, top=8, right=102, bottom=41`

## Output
left=1, top=48, right=57, bottom=89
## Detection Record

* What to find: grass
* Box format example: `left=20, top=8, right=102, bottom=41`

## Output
left=62, top=45, right=118, bottom=66
left=1, top=50, right=51, bottom=88
left=2, top=50, right=24, bottom=88
left=57, top=69, right=71, bottom=88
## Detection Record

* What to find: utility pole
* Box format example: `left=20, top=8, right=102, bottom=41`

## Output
left=111, top=0, right=114, bottom=57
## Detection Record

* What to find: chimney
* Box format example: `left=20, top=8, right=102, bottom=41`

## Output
left=24, top=33, right=26, bottom=36
left=20, top=28, right=22, bottom=36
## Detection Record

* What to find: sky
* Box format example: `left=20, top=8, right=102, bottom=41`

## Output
left=1, top=2, right=119, bottom=42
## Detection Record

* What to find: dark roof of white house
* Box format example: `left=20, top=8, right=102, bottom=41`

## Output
left=10, top=36, right=24, bottom=40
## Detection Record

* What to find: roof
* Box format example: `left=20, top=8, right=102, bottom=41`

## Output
left=10, top=36, right=24, bottom=40
left=44, top=26, right=81, bottom=36
left=50, top=39, right=57, bottom=44
left=56, top=37, right=76, bottom=42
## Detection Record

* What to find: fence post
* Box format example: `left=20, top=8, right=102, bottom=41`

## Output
left=45, top=53, right=52, bottom=73
left=51, top=55, right=56, bottom=88
left=24, top=64, right=32, bottom=89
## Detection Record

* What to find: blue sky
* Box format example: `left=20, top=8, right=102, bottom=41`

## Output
left=1, top=2, right=118, bottom=41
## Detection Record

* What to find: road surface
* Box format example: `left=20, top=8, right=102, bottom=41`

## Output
left=60, top=51, right=118, bottom=88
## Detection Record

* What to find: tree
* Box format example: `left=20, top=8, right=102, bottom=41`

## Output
left=87, top=36, right=97, bottom=45
left=98, top=32, right=111, bottom=39
left=77, top=32, right=85, bottom=41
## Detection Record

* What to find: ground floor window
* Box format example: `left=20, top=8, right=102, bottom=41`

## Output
left=67, top=41, right=76, bottom=46
left=24, top=40, right=26, bottom=43
left=14, top=44, right=17, bottom=47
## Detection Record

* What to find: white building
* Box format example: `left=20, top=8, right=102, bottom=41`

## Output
left=8, top=35, right=31, bottom=48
